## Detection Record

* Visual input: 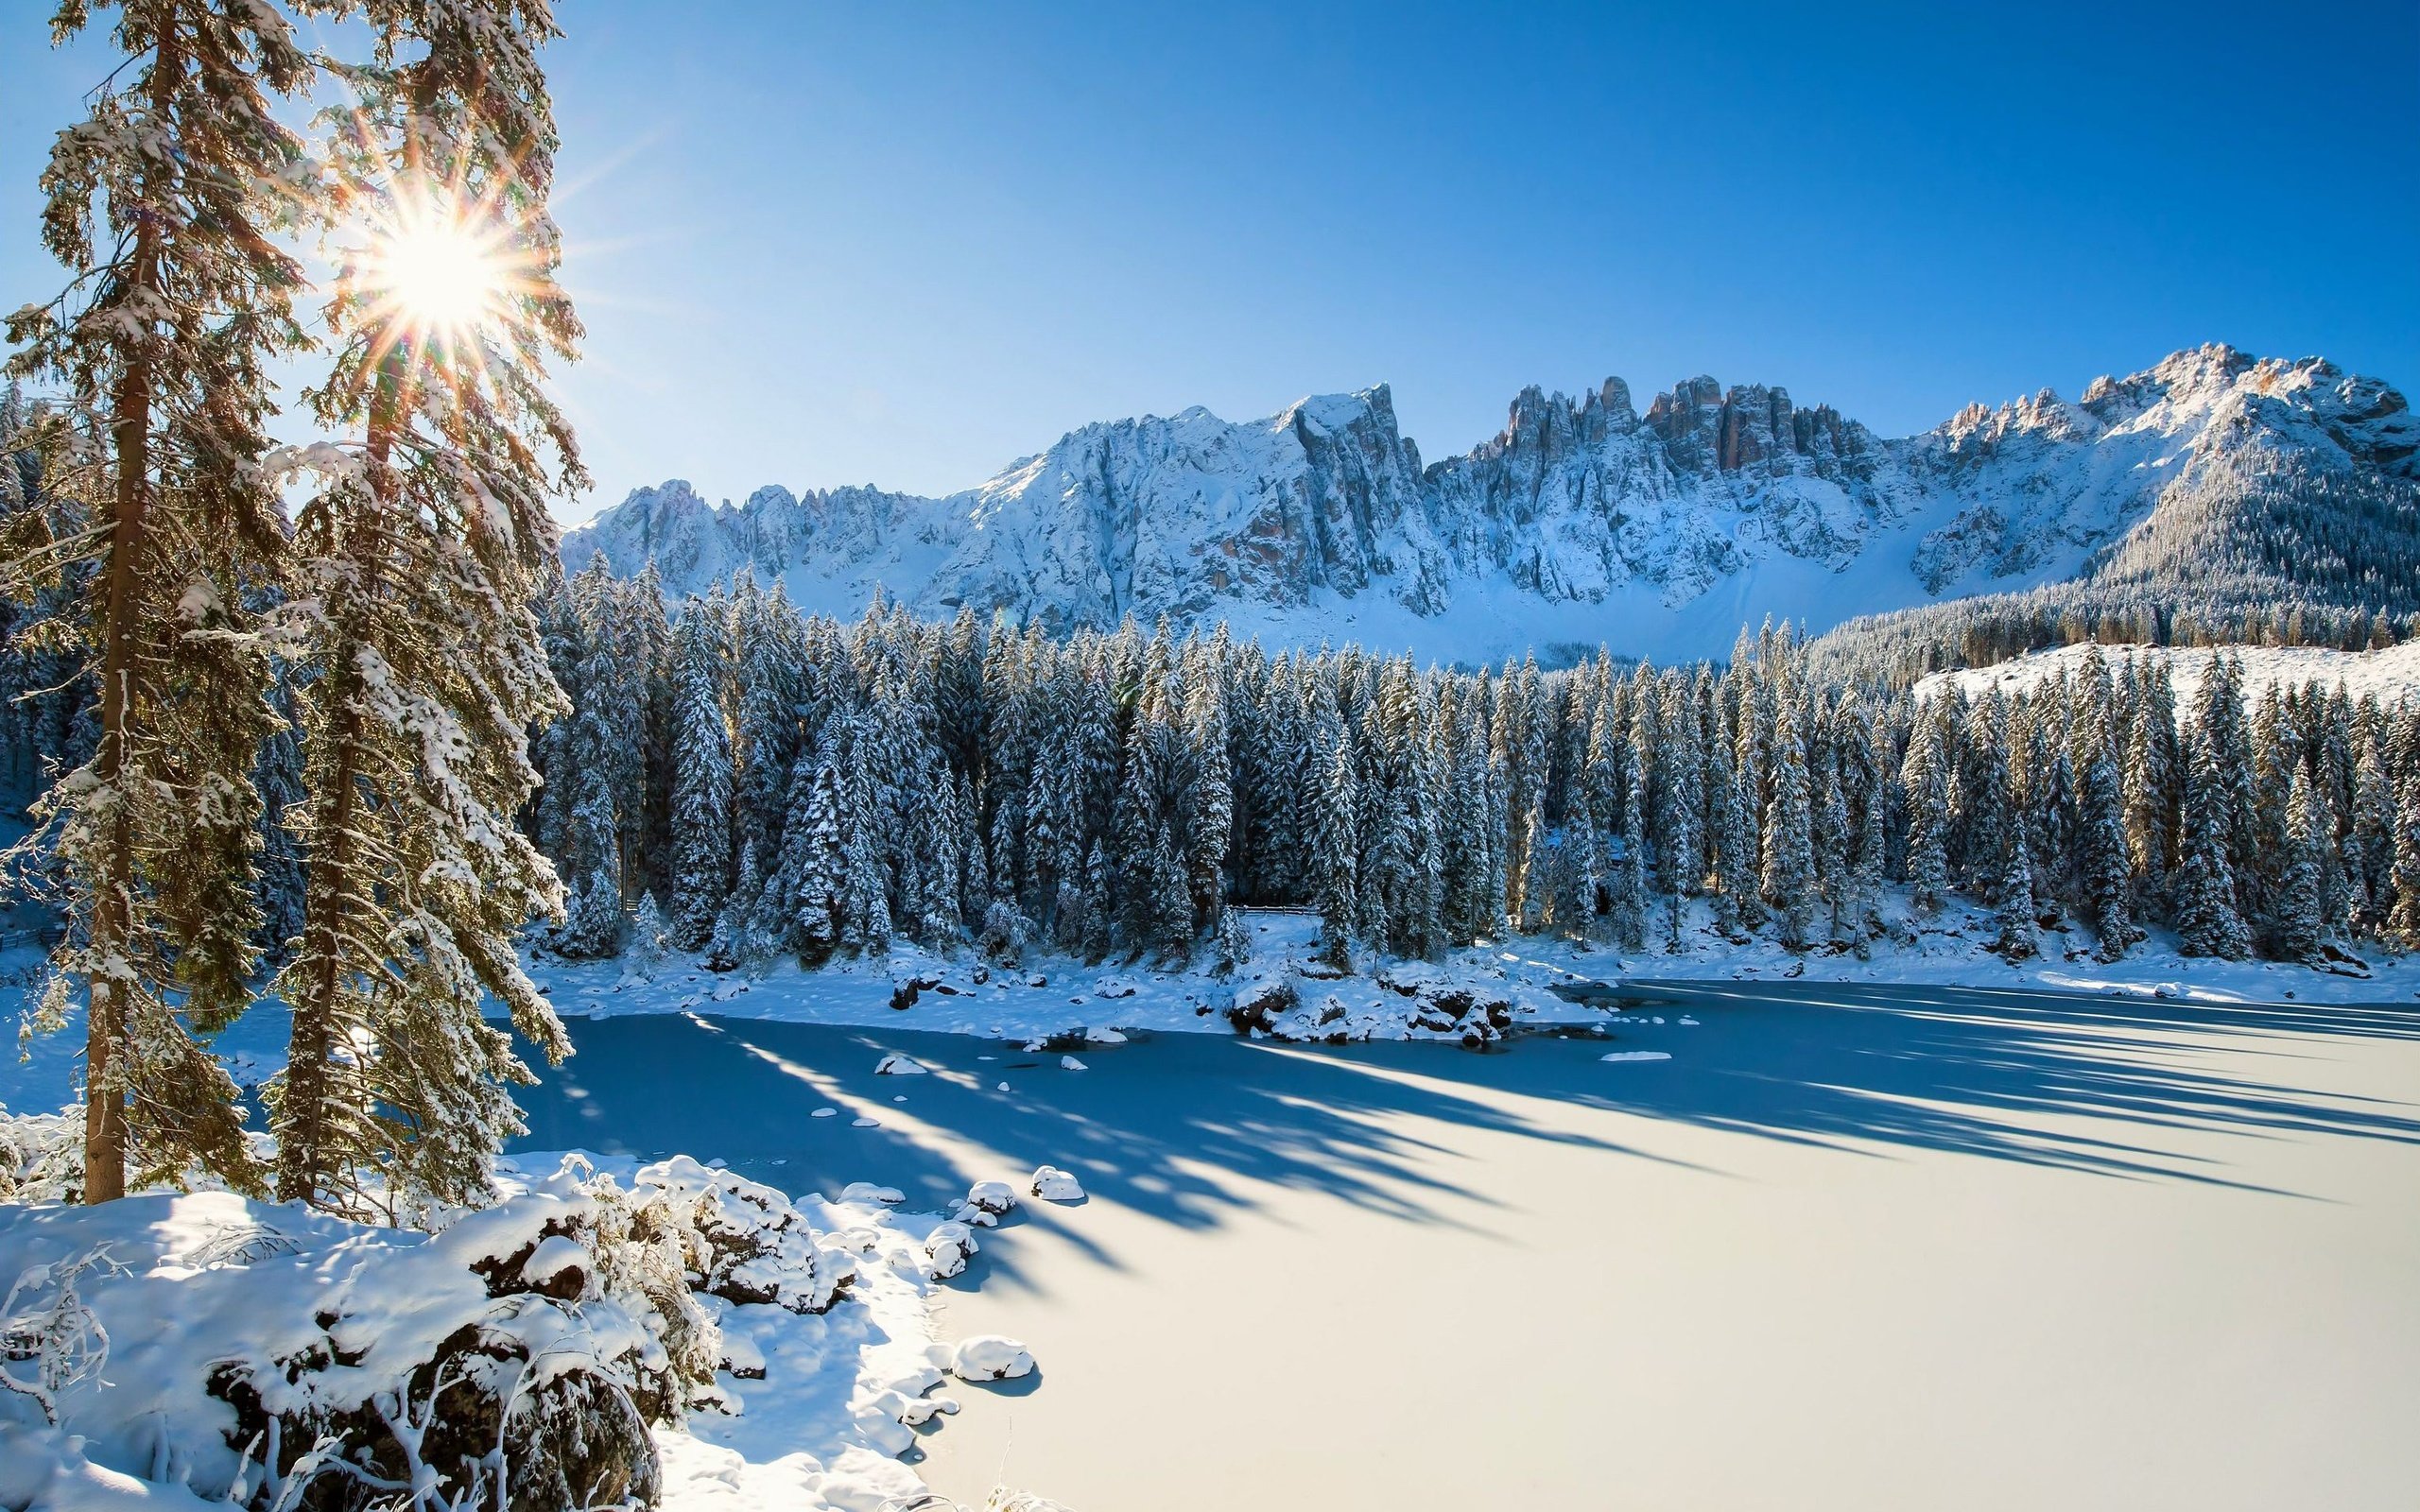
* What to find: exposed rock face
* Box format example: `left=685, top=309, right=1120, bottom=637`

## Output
left=561, top=345, right=2418, bottom=659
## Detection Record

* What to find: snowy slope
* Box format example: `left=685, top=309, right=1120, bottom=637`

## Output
left=1914, top=639, right=2420, bottom=710
left=562, top=346, right=2419, bottom=663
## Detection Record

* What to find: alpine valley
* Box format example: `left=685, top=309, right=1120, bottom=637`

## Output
left=562, top=344, right=2420, bottom=662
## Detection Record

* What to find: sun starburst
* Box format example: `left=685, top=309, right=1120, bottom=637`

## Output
left=344, top=185, right=521, bottom=349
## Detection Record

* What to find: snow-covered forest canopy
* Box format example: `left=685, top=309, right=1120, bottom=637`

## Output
left=305, top=558, right=2416, bottom=979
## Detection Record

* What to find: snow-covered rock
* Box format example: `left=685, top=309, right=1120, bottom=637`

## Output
left=838, top=1181, right=906, bottom=1206
left=1028, top=1166, right=1085, bottom=1202
left=1060, top=1055, right=1088, bottom=1071
left=924, top=1221, right=978, bottom=1280
left=949, top=1334, right=1035, bottom=1382
left=562, top=345, right=2418, bottom=662
left=873, top=1053, right=926, bottom=1075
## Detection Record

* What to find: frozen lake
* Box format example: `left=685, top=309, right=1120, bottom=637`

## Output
left=514, top=982, right=2420, bottom=1512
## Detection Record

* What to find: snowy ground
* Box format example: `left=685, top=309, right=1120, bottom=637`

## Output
left=0, top=969, right=1086, bottom=1512
left=3, top=908, right=2411, bottom=1511
left=1914, top=638, right=2420, bottom=707
left=493, top=993, right=2420, bottom=1511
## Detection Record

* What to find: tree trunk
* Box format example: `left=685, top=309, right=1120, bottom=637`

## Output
left=85, top=16, right=184, bottom=1205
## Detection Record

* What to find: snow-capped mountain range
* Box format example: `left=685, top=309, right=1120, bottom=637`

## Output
left=561, top=344, right=2418, bottom=662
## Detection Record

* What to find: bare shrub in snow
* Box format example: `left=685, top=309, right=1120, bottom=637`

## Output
left=0, top=1246, right=118, bottom=1425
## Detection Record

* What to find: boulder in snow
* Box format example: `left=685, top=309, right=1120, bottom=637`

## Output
left=873, top=1053, right=927, bottom=1075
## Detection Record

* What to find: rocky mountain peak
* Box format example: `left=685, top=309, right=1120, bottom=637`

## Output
left=560, top=345, right=2413, bottom=663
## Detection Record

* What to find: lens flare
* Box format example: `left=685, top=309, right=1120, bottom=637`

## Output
left=346, top=191, right=519, bottom=347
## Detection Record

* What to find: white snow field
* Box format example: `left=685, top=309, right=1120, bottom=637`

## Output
left=493, top=985, right=2420, bottom=1512
left=1915, top=638, right=2420, bottom=710
left=4, top=913, right=2416, bottom=1510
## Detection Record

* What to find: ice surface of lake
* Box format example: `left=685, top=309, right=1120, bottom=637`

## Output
left=513, top=983, right=2420, bottom=1512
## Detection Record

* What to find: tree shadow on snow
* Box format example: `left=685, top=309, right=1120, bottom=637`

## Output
left=509, top=982, right=2420, bottom=1290
left=510, top=1009, right=1671, bottom=1289
left=1543, top=979, right=2420, bottom=1189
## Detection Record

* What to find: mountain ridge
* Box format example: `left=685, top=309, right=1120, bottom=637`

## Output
left=561, top=344, right=2419, bottom=662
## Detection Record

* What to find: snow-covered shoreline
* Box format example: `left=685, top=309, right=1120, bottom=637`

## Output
left=520, top=903, right=2419, bottom=1057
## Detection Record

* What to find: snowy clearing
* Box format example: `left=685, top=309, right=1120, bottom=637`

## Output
left=1915, top=638, right=2420, bottom=709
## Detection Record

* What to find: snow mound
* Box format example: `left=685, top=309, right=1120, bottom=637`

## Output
left=1060, top=1055, right=1088, bottom=1071
left=924, top=1221, right=978, bottom=1280
left=838, top=1181, right=906, bottom=1206
left=950, top=1334, right=1035, bottom=1382
left=1028, top=1166, right=1085, bottom=1202
left=1600, top=1051, right=1673, bottom=1063
left=873, top=1053, right=927, bottom=1075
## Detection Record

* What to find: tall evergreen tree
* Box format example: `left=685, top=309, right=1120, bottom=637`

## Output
left=271, top=0, right=584, bottom=1215
left=7, top=0, right=317, bottom=1199
left=1901, top=706, right=1953, bottom=916
left=1761, top=705, right=1816, bottom=950
left=2174, top=730, right=2253, bottom=960
left=1313, top=726, right=1358, bottom=968
left=666, top=601, right=733, bottom=949
left=2274, top=764, right=2329, bottom=962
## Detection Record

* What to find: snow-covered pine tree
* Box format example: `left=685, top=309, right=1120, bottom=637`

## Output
left=1901, top=703, right=1952, bottom=916
left=779, top=759, right=846, bottom=963
left=1182, top=665, right=1234, bottom=936
left=729, top=576, right=804, bottom=870
left=2173, top=730, right=2253, bottom=960
left=2121, top=675, right=2176, bottom=913
left=707, top=840, right=766, bottom=972
left=628, top=891, right=667, bottom=978
left=2274, top=763, right=2329, bottom=963
left=1761, top=703, right=1817, bottom=950
left=2194, top=653, right=2263, bottom=922
left=7, top=0, right=321, bottom=1199
left=270, top=0, right=585, bottom=1215
left=553, top=768, right=625, bottom=958
left=840, top=723, right=893, bottom=954
left=1651, top=679, right=1703, bottom=924
left=2348, top=720, right=2394, bottom=930
left=2388, top=765, right=2420, bottom=948
left=1845, top=713, right=1887, bottom=954
left=1608, top=768, right=1649, bottom=951
left=920, top=770, right=967, bottom=945
left=1078, top=840, right=1114, bottom=962
left=630, top=561, right=677, bottom=895
left=1814, top=742, right=1853, bottom=946
left=1992, top=826, right=2038, bottom=962
left=1703, top=697, right=1747, bottom=933
left=666, top=599, right=734, bottom=950
left=1314, top=726, right=1359, bottom=968
left=2077, top=710, right=2141, bottom=961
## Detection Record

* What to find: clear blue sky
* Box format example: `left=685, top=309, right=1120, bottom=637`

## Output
left=6, top=1, right=2415, bottom=521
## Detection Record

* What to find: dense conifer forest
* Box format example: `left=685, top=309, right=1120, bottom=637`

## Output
left=409, top=561, right=2420, bottom=971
